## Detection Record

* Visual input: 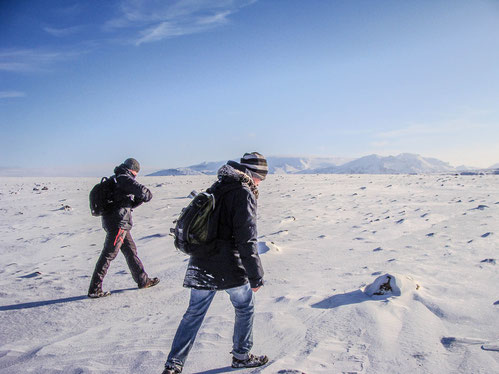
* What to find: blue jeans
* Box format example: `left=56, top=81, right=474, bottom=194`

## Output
left=165, top=283, right=255, bottom=370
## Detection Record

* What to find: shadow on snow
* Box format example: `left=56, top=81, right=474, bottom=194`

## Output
left=0, top=287, right=137, bottom=311
left=191, top=366, right=235, bottom=374
left=311, top=289, right=389, bottom=309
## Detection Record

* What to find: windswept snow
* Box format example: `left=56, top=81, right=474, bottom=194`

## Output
left=1, top=174, right=498, bottom=373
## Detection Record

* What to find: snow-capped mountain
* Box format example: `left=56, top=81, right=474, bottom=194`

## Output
left=148, top=154, right=457, bottom=176
left=148, top=157, right=351, bottom=176
left=322, top=153, right=456, bottom=174
left=267, top=156, right=351, bottom=174
left=147, top=167, right=205, bottom=176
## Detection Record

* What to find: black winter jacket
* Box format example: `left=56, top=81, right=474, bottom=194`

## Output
left=102, top=165, right=152, bottom=231
left=183, top=162, right=264, bottom=290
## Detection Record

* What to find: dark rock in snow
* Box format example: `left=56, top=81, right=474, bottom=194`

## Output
left=441, top=337, right=456, bottom=348
left=470, top=205, right=489, bottom=211
left=19, top=271, right=42, bottom=278
left=480, top=258, right=496, bottom=264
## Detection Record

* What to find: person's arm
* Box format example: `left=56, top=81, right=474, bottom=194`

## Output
left=232, top=188, right=264, bottom=289
left=118, top=175, right=153, bottom=206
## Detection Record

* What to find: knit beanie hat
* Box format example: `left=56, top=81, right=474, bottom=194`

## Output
left=123, top=158, right=140, bottom=173
left=240, top=152, right=268, bottom=180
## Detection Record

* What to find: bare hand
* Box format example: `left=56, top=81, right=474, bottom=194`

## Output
left=252, top=287, right=261, bottom=292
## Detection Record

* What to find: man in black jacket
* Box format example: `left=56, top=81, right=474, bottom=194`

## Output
left=162, top=152, right=269, bottom=374
left=88, top=158, right=159, bottom=298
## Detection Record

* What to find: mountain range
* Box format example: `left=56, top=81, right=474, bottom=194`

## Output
left=148, top=153, right=499, bottom=176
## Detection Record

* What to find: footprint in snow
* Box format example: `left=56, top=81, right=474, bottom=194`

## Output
left=280, top=216, right=296, bottom=224
left=481, top=232, right=492, bottom=238
left=275, top=230, right=289, bottom=236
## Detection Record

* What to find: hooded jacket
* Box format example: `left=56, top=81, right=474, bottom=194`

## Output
left=183, top=161, right=264, bottom=290
left=102, top=165, right=152, bottom=231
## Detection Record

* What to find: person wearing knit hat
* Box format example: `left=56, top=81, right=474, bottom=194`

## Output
left=240, top=152, right=268, bottom=181
left=162, top=152, right=268, bottom=374
left=123, top=158, right=140, bottom=174
left=88, top=158, right=159, bottom=298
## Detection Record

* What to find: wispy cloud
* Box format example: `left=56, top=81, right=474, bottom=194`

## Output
left=368, top=118, right=494, bottom=156
left=374, top=121, right=489, bottom=141
left=375, top=124, right=447, bottom=139
left=43, top=25, right=84, bottom=37
left=0, top=91, right=26, bottom=99
left=0, top=48, right=87, bottom=73
left=105, top=0, right=257, bottom=45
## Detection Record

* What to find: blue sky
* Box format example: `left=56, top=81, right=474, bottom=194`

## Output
left=1, top=0, right=499, bottom=176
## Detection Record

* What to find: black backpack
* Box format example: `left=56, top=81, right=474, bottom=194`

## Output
left=89, top=176, right=117, bottom=216
left=171, top=181, right=238, bottom=256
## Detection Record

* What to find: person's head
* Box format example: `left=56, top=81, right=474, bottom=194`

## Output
left=123, top=158, right=140, bottom=176
left=240, top=152, right=268, bottom=185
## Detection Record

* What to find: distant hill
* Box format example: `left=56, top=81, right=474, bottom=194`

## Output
left=267, top=156, right=352, bottom=174
left=147, top=156, right=351, bottom=176
left=147, top=153, right=463, bottom=176
left=320, top=153, right=456, bottom=174
left=147, top=167, right=205, bottom=176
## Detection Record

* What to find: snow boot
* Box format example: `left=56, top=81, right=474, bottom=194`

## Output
left=161, top=366, right=181, bottom=374
left=139, top=277, right=160, bottom=289
left=88, top=290, right=111, bottom=298
left=232, top=353, right=269, bottom=368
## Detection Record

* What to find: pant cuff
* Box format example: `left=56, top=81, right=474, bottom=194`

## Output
left=231, top=351, right=249, bottom=360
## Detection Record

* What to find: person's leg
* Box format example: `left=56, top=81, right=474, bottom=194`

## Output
left=226, top=283, right=254, bottom=359
left=120, top=230, right=149, bottom=287
left=88, top=228, right=124, bottom=294
left=165, top=289, right=216, bottom=371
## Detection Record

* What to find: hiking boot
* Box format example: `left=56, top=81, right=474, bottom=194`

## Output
left=161, top=366, right=181, bottom=374
left=231, top=353, right=269, bottom=368
left=88, top=290, right=111, bottom=298
left=139, top=277, right=160, bottom=289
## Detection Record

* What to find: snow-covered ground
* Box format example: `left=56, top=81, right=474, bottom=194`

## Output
left=1, top=174, right=498, bottom=374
